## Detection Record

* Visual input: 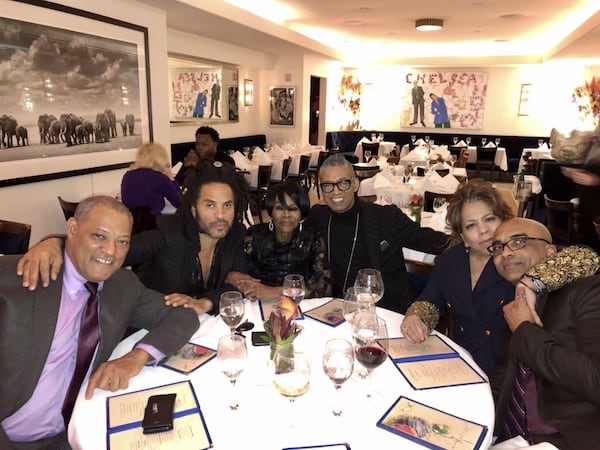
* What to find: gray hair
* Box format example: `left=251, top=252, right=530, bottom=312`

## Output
left=75, top=195, right=133, bottom=225
left=319, top=153, right=354, bottom=172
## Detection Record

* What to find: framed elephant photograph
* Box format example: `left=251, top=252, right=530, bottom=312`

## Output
left=0, top=0, right=152, bottom=186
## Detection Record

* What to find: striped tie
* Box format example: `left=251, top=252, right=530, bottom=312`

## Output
left=499, top=362, right=532, bottom=443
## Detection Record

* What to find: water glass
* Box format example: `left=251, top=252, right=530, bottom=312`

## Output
left=495, top=138, right=501, bottom=147
left=410, top=135, right=416, bottom=144
left=283, top=274, right=306, bottom=305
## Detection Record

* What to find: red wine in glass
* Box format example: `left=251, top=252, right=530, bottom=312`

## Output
left=355, top=345, right=387, bottom=370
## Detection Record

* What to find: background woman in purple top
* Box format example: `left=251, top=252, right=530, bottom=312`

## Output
left=121, top=142, right=182, bottom=216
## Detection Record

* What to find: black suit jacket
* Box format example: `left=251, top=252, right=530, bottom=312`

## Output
left=306, top=201, right=447, bottom=313
left=494, top=275, right=600, bottom=449
left=0, top=255, right=199, bottom=447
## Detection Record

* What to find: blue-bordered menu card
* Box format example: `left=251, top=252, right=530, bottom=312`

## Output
left=106, top=380, right=212, bottom=449
left=303, top=299, right=345, bottom=327
left=377, top=396, right=487, bottom=449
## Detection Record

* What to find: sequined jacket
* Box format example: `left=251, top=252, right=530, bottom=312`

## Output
left=244, top=223, right=331, bottom=298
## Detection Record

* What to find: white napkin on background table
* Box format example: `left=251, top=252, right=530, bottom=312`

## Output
left=423, top=170, right=460, bottom=194
left=456, top=140, right=467, bottom=147
left=485, top=141, right=496, bottom=148
left=415, top=138, right=425, bottom=145
left=360, top=136, right=370, bottom=143
left=428, top=202, right=448, bottom=232
left=366, top=158, right=378, bottom=166
left=231, top=151, right=251, bottom=170
left=271, top=145, right=285, bottom=158
left=538, top=142, right=549, bottom=150
left=372, top=173, right=392, bottom=189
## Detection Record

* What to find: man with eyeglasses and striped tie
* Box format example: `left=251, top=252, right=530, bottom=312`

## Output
left=490, top=218, right=600, bottom=450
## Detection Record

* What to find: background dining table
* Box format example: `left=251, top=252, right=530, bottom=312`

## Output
left=355, top=140, right=396, bottom=162
left=400, top=144, right=508, bottom=171
left=68, top=298, right=495, bottom=450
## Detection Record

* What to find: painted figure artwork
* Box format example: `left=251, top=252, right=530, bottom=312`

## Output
left=270, top=87, right=295, bottom=126
left=403, top=72, right=489, bottom=129
left=228, top=86, right=239, bottom=121
left=0, top=16, right=144, bottom=163
left=170, top=68, right=221, bottom=119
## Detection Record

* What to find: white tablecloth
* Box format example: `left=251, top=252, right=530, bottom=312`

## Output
left=518, top=147, right=554, bottom=172
left=400, top=144, right=508, bottom=171
left=69, top=299, right=494, bottom=450
left=355, top=141, right=396, bottom=162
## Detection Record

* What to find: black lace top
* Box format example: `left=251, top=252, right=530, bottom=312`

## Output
left=244, top=223, right=331, bottom=298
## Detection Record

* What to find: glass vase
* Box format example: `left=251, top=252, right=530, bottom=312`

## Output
left=410, top=205, right=422, bottom=224
left=270, top=342, right=295, bottom=373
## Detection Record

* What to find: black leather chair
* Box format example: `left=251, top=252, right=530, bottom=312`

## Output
left=475, top=146, right=498, bottom=180
left=544, top=194, right=575, bottom=245
left=423, top=191, right=454, bottom=213
left=128, top=206, right=157, bottom=234
left=58, top=196, right=79, bottom=220
left=361, top=142, right=380, bottom=162
left=249, top=165, right=273, bottom=223
left=0, top=219, right=32, bottom=254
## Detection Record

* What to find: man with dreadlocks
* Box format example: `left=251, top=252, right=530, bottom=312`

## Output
left=17, top=160, right=250, bottom=316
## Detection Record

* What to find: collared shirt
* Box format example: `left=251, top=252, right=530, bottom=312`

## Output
left=3, top=253, right=103, bottom=441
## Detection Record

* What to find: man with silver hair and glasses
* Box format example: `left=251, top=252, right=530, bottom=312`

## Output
left=489, top=218, right=600, bottom=450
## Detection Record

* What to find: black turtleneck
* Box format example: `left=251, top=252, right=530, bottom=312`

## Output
left=328, top=200, right=370, bottom=296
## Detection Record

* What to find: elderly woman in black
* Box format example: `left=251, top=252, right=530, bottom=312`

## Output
left=227, top=181, right=331, bottom=300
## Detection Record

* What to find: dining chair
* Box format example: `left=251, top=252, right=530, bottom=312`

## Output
left=423, top=191, right=454, bottom=213
left=475, top=146, right=498, bottom=181
left=544, top=194, right=575, bottom=245
left=128, top=206, right=157, bottom=234
left=58, top=196, right=79, bottom=221
left=361, top=142, right=380, bottom=162
left=287, top=154, right=311, bottom=188
left=249, top=165, right=273, bottom=223
left=0, top=219, right=32, bottom=254
left=272, top=157, right=292, bottom=183
left=386, top=156, right=400, bottom=165
left=448, top=146, right=464, bottom=160
left=306, top=150, right=329, bottom=191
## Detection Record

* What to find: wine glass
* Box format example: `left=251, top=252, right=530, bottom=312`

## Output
left=322, top=338, right=354, bottom=416
left=282, top=274, right=306, bottom=305
left=352, top=312, right=389, bottom=398
left=495, top=137, right=501, bottom=147
left=410, top=135, right=416, bottom=144
left=342, top=287, right=370, bottom=325
left=217, top=334, right=248, bottom=410
left=220, top=291, right=245, bottom=336
left=433, top=197, right=448, bottom=213
left=273, top=348, right=311, bottom=428
left=538, top=138, right=544, bottom=148
left=364, top=150, right=372, bottom=163
left=452, top=136, right=458, bottom=145
left=424, top=135, right=430, bottom=144
left=481, top=137, right=487, bottom=146
left=354, top=268, right=384, bottom=309
left=465, top=136, right=471, bottom=146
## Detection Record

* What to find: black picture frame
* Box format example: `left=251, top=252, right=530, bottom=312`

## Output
left=0, top=0, right=153, bottom=187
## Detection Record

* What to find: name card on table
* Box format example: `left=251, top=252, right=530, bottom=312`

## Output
left=377, top=396, right=487, bottom=450
left=385, top=336, right=485, bottom=390
left=106, top=380, right=212, bottom=450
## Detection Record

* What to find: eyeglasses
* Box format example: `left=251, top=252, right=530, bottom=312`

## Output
left=319, top=178, right=354, bottom=193
left=487, top=235, right=551, bottom=257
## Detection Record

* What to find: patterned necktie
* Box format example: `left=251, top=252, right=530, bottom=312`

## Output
left=62, top=281, right=101, bottom=425
left=499, top=361, right=532, bottom=443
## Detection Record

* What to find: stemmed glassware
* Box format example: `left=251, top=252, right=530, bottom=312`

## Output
left=220, top=291, right=245, bottom=336
left=433, top=197, right=448, bottom=213
left=452, top=136, right=458, bottom=145
left=354, top=268, right=384, bottom=311
left=283, top=274, right=306, bottom=305
left=495, top=137, right=501, bottom=147
left=481, top=137, right=487, bottom=146
left=465, top=136, right=472, bottom=146
left=273, top=348, right=311, bottom=428
left=352, top=312, right=389, bottom=399
left=322, top=338, right=354, bottom=416
left=410, top=135, right=416, bottom=145
left=538, top=138, right=544, bottom=148
left=217, top=334, right=248, bottom=410
left=364, top=150, right=372, bottom=163
left=342, top=287, right=370, bottom=325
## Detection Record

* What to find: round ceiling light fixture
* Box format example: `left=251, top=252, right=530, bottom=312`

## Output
left=415, top=18, right=444, bottom=31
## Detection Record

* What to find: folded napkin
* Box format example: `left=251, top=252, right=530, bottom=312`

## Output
left=372, top=173, right=392, bottom=189
left=252, top=151, right=272, bottom=164
left=428, top=204, right=448, bottom=232
left=360, top=136, right=370, bottom=143
left=423, top=170, right=460, bottom=194
left=367, top=158, right=378, bottom=166
left=253, top=147, right=266, bottom=156
left=485, top=141, right=496, bottom=148
left=538, top=142, right=549, bottom=150
left=456, top=140, right=467, bottom=147
left=230, top=151, right=251, bottom=170
left=270, top=145, right=285, bottom=158
left=374, top=193, right=393, bottom=206
left=415, top=138, right=425, bottom=145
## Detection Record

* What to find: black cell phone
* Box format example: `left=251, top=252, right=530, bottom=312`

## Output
left=142, top=393, right=176, bottom=434
left=251, top=331, right=269, bottom=346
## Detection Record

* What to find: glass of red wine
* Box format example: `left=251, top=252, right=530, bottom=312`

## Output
left=352, top=311, right=389, bottom=400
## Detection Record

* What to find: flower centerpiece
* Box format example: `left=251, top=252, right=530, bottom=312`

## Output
left=262, top=296, right=302, bottom=361
left=572, top=76, right=600, bottom=127
left=409, top=193, right=423, bottom=224
left=429, top=153, right=445, bottom=166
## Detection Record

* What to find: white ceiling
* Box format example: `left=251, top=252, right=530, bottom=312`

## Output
left=140, top=0, right=600, bottom=65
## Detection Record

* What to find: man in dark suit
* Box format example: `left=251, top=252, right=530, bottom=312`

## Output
left=1, top=196, right=198, bottom=449
left=490, top=218, right=600, bottom=449
left=409, top=80, right=426, bottom=126
left=305, top=154, right=447, bottom=313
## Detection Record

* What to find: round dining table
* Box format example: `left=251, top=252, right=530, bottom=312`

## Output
left=68, top=298, right=495, bottom=450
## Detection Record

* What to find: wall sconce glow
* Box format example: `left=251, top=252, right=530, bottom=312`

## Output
left=244, top=79, right=254, bottom=106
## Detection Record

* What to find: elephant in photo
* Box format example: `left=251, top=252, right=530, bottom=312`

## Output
left=60, top=113, right=82, bottom=147
left=0, top=115, right=18, bottom=148
left=16, top=125, right=28, bottom=146
left=120, top=119, right=128, bottom=136
left=104, top=108, right=117, bottom=138
left=94, top=112, right=110, bottom=143
left=82, top=120, right=94, bottom=144
left=48, top=119, right=61, bottom=144
left=125, top=113, right=135, bottom=136
left=38, top=114, right=54, bottom=144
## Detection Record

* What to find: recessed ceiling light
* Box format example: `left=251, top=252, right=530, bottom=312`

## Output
left=415, top=18, right=444, bottom=31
